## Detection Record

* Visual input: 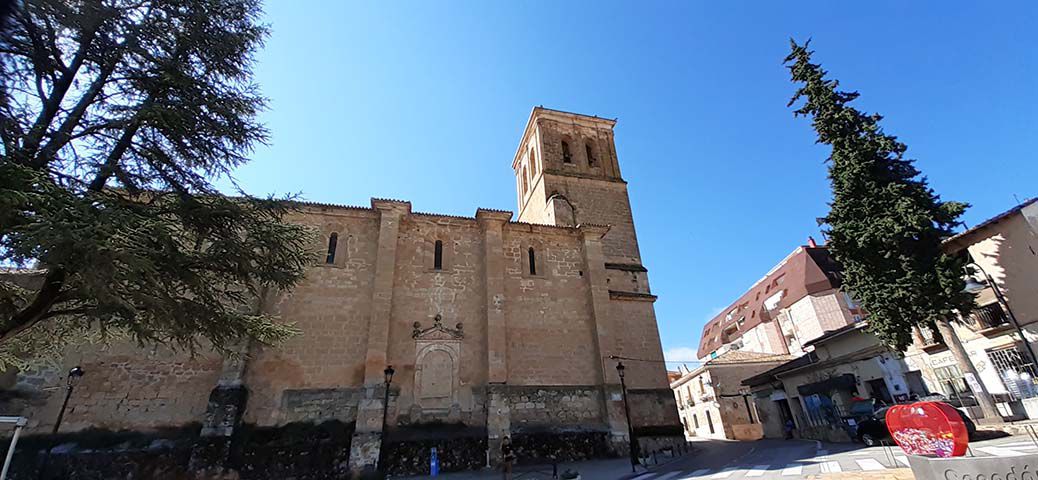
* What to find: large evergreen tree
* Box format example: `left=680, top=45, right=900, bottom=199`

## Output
left=784, top=40, right=975, bottom=350
left=0, top=0, right=313, bottom=367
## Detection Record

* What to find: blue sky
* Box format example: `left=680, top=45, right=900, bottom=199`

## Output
left=232, top=1, right=1038, bottom=367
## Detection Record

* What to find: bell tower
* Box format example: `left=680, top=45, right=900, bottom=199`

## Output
left=512, top=107, right=642, bottom=265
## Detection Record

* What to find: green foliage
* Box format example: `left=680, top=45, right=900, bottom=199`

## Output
left=785, top=40, right=974, bottom=351
left=0, top=0, right=314, bottom=367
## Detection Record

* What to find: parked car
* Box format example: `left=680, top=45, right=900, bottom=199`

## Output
left=855, top=403, right=977, bottom=446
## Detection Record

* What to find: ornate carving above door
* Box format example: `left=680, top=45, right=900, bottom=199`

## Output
left=413, top=314, right=463, bottom=412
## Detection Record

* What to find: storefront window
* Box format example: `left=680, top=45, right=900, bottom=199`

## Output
left=933, top=365, right=974, bottom=406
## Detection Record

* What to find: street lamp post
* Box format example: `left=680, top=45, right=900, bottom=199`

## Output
left=377, top=365, right=395, bottom=475
left=964, top=261, right=1038, bottom=367
left=37, top=366, right=85, bottom=480
left=615, top=361, right=639, bottom=473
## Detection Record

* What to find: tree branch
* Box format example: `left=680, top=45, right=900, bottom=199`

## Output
left=34, top=60, right=118, bottom=168
left=0, top=268, right=66, bottom=344
left=41, top=15, right=68, bottom=74
left=19, top=4, right=102, bottom=164
left=87, top=111, right=145, bottom=192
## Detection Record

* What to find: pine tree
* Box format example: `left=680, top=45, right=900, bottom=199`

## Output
left=0, top=0, right=313, bottom=367
left=785, top=40, right=1000, bottom=419
left=785, top=40, right=975, bottom=349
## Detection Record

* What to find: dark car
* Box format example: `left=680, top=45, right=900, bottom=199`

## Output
left=855, top=404, right=977, bottom=446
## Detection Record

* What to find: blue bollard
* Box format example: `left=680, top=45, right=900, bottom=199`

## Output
left=430, top=447, right=439, bottom=476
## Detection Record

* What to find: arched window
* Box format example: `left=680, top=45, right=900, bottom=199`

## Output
left=561, top=141, right=572, bottom=163
left=586, top=143, right=596, bottom=167
left=326, top=232, right=338, bottom=264
left=529, top=147, right=538, bottom=176
left=433, top=240, right=443, bottom=270
left=528, top=247, right=537, bottom=275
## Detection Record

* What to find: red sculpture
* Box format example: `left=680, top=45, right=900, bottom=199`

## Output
left=885, top=401, right=969, bottom=457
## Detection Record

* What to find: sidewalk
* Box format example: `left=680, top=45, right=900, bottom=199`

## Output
left=392, top=451, right=693, bottom=480
left=391, top=457, right=634, bottom=479
left=809, top=468, right=915, bottom=480
left=978, top=418, right=1038, bottom=437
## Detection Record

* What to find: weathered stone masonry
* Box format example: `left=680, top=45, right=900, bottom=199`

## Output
left=1, top=107, right=681, bottom=477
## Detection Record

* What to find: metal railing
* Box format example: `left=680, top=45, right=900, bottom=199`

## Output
left=968, top=303, right=1009, bottom=330
left=988, top=347, right=1038, bottom=400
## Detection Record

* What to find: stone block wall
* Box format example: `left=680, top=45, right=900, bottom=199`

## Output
left=243, top=209, right=379, bottom=427
left=542, top=176, right=642, bottom=265
left=503, top=386, right=604, bottom=428
left=388, top=214, right=487, bottom=425
left=502, top=226, right=600, bottom=386
left=279, top=388, right=364, bottom=424
left=611, top=299, right=672, bottom=391
left=627, top=389, right=682, bottom=429
left=0, top=344, right=222, bottom=435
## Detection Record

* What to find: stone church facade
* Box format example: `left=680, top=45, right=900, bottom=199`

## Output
left=3, top=107, right=680, bottom=476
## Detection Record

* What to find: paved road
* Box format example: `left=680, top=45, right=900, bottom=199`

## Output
left=624, top=434, right=1038, bottom=480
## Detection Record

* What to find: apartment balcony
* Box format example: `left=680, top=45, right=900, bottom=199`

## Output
left=965, top=303, right=1012, bottom=336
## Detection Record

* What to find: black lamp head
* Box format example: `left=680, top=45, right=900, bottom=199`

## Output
left=67, top=365, right=85, bottom=387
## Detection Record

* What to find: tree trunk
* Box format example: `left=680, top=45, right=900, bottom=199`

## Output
left=934, top=318, right=1001, bottom=422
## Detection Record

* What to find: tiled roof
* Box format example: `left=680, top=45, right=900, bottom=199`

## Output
left=944, top=197, right=1037, bottom=250
left=671, top=350, right=794, bottom=388
left=741, top=352, right=819, bottom=387
left=705, top=350, right=795, bottom=366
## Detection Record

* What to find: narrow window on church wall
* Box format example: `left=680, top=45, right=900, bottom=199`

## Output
left=561, top=141, right=572, bottom=163
left=528, top=247, right=537, bottom=275
left=433, top=240, right=443, bottom=270
left=326, top=232, right=338, bottom=264
left=586, top=143, right=596, bottom=167
left=529, top=147, right=538, bottom=175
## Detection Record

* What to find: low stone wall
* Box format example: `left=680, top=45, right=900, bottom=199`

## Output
left=230, top=420, right=353, bottom=479
left=0, top=421, right=356, bottom=480
left=1, top=426, right=198, bottom=480
left=382, top=425, right=487, bottom=476
left=637, top=434, right=687, bottom=452
left=0, top=402, right=677, bottom=478
left=511, top=430, right=615, bottom=463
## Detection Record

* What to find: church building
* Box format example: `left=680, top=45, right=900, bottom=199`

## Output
left=3, top=107, right=681, bottom=476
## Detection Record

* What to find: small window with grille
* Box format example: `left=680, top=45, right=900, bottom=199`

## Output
left=987, top=346, right=1038, bottom=400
